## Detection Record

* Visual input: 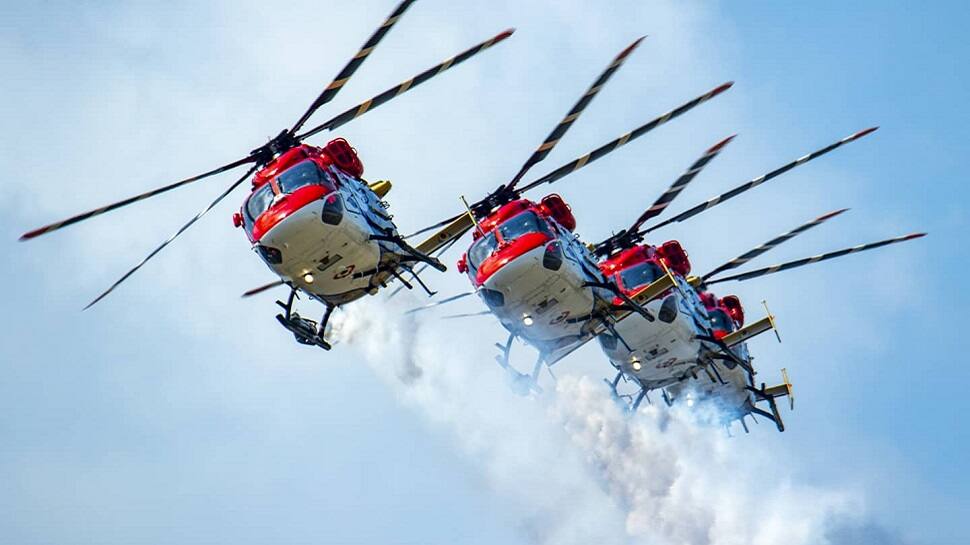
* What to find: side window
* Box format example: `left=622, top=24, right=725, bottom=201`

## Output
left=246, top=184, right=274, bottom=223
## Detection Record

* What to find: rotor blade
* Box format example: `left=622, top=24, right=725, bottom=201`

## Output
left=516, top=82, right=734, bottom=195
left=404, top=211, right=466, bottom=239
left=290, top=0, right=417, bottom=134
left=701, top=207, right=849, bottom=281
left=442, top=310, right=491, bottom=319
left=632, top=134, right=735, bottom=231
left=241, top=279, right=286, bottom=298
left=84, top=164, right=259, bottom=310
left=405, top=291, right=475, bottom=314
left=297, top=28, right=515, bottom=140
left=19, top=155, right=256, bottom=241
left=594, top=134, right=735, bottom=255
left=643, top=127, right=878, bottom=234
left=704, top=232, right=926, bottom=285
left=507, top=36, right=645, bottom=189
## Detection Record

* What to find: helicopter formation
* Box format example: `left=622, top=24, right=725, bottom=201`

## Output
left=19, top=0, right=925, bottom=433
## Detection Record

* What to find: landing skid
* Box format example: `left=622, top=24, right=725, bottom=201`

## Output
left=494, top=333, right=544, bottom=395
left=275, top=289, right=333, bottom=350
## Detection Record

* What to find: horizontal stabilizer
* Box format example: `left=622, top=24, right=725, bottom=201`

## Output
left=414, top=214, right=476, bottom=257
left=722, top=315, right=775, bottom=347
left=762, top=368, right=794, bottom=410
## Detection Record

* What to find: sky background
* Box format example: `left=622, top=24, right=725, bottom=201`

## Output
left=2, top=1, right=968, bottom=544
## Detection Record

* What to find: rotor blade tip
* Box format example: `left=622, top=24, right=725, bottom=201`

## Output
left=907, top=232, right=928, bottom=240
left=497, top=28, right=516, bottom=39
left=620, top=36, right=647, bottom=57
left=709, top=134, right=738, bottom=152
left=820, top=207, right=851, bottom=220
left=854, top=126, right=879, bottom=139
left=19, top=227, right=46, bottom=241
left=713, top=81, right=735, bottom=94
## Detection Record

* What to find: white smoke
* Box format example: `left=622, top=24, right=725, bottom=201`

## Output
left=332, top=297, right=876, bottom=545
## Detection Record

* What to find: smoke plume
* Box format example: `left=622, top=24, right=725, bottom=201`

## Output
left=331, top=298, right=894, bottom=545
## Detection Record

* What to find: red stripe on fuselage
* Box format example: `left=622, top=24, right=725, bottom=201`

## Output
left=252, top=185, right=330, bottom=242
left=474, top=232, right=552, bottom=286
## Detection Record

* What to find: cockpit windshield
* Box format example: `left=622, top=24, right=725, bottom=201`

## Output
left=467, top=231, right=498, bottom=271
left=466, top=212, right=552, bottom=274
left=497, top=211, right=551, bottom=242
left=245, top=184, right=275, bottom=224
left=618, top=261, right=664, bottom=291
left=278, top=160, right=333, bottom=194
left=708, top=309, right=735, bottom=332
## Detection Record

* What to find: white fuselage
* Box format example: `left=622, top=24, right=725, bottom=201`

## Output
left=477, top=227, right=610, bottom=355
left=664, top=343, right=753, bottom=415
left=256, top=167, right=398, bottom=306
left=598, top=275, right=717, bottom=390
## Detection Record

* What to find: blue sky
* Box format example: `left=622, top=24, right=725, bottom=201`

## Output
left=1, top=1, right=967, bottom=544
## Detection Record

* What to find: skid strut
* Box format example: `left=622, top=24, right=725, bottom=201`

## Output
left=275, top=288, right=332, bottom=350
left=370, top=233, right=446, bottom=272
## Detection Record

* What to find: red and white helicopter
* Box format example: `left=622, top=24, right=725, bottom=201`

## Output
left=19, top=0, right=513, bottom=349
left=583, top=130, right=925, bottom=431
left=656, top=227, right=924, bottom=432
left=408, top=37, right=733, bottom=391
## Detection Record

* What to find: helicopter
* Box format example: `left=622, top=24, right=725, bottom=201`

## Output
left=406, top=37, right=734, bottom=391
left=654, top=227, right=926, bottom=432
left=18, top=0, right=513, bottom=350
left=557, top=120, right=924, bottom=431
left=581, top=128, right=873, bottom=399
left=590, top=169, right=924, bottom=431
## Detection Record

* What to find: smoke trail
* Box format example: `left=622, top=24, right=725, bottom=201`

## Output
left=331, top=298, right=882, bottom=545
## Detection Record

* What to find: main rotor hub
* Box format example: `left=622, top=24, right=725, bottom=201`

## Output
left=252, top=130, right=300, bottom=166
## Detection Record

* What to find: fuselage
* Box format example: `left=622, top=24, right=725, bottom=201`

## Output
left=595, top=243, right=746, bottom=391
left=458, top=196, right=611, bottom=355
left=235, top=140, right=398, bottom=306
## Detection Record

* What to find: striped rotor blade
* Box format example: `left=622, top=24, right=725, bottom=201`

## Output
left=242, top=279, right=286, bottom=298
left=442, top=310, right=491, bottom=319
left=290, top=0, right=417, bottom=133
left=404, top=211, right=466, bottom=240
left=702, top=207, right=849, bottom=281
left=84, top=164, right=260, bottom=310
left=297, top=28, right=515, bottom=139
left=19, top=155, right=256, bottom=241
left=507, top=36, right=645, bottom=188
left=516, top=82, right=734, bottom=195
left=631, top=134, right=735, bottom=231
left=405, top=291, right=475, bottom=314
left=705, top=232, right=926, bottom=285
left=643, top=127, right=878, bottom=234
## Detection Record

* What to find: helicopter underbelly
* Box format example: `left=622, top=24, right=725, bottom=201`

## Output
left=257, top=199, right=380, bottom=301
left=480, top=244, right=596, bottom=346
left=601, top=296, right=706, bottom=389
left=666, top=364, right=751, bottom=413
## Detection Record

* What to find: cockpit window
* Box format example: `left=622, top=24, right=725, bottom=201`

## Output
left=708, top=309, right=735, bottom=333
left=618, top=261, right=664, bottom=291
left=245, top=184, right=275, bottom=223
left=498, top=211, right=552, bottom=242
left=277, top=160, right=333, bottom=194
left=466, top=211, right=553, bottom=275
left=467, top=231, right=498, bottom=272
